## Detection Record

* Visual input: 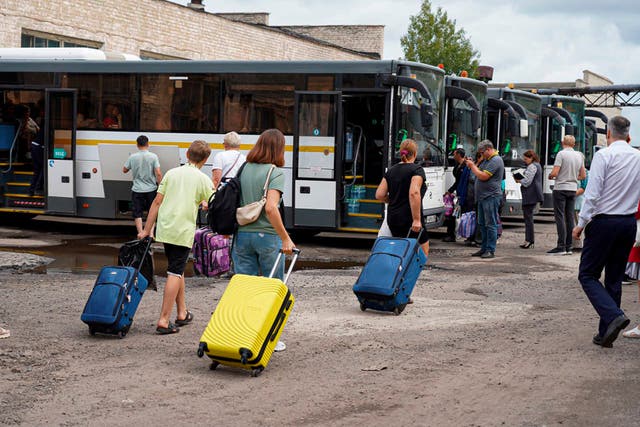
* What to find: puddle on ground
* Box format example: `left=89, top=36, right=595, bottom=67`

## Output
left=0, top=236, right=364, bottom=277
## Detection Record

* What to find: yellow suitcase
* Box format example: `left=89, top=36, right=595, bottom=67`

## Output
left=197, top=249, right=298, bottom=377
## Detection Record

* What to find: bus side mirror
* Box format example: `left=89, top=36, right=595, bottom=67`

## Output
left=421, top=103, right=434, bottom=130
left=519, top=119, right=529, bottom=138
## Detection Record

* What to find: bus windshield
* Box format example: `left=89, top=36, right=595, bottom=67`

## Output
left=507, top=94, right=540, bottom=168
left=448, top=82, right=486, bottom=157
left=557, top=99, right=585, bottom=146
left=395, top=69, right=444, bottom=167
left=547, top=117, right=564, bottom=165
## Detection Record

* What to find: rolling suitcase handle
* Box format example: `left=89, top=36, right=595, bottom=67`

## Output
left=406, top=228, right=423, bottom=240
left=132, top=237, right=153, bottom=290
left=268, top=248, right=301, bottom=285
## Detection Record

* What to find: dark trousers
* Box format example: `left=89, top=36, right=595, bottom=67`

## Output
left=522, top=204, right=536, bottom=243
left=29, top=142, right=44, bottom=193
left=578, top=215, right=636, bottom=336
left=444, top=215, right=456, bottom=238
left=553, top=190, right=576, bottom=250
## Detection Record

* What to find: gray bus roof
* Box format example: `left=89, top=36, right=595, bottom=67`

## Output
left=445, top=75, right=488, bottom=89
left=488, top=87, right=541, bottom=101
left=0, top=59, right=444, bottom=75
left=548, top=95, right=585, bottom=104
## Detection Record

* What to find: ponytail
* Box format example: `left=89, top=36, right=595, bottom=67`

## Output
left=399, top=139, right=418, bottom=163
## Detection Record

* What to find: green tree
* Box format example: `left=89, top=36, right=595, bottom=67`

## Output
left=401, top=0, right=480, bottom=77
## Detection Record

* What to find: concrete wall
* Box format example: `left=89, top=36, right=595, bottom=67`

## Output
left=0, top=0, right=373, bottom=60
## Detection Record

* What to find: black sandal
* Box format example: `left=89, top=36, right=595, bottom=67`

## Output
left=156, top=322, right=179, bottom=335
left=175, top=311, right=194, bottom=327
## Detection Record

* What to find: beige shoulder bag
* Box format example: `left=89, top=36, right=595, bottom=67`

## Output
left=236, top=165, right=276, bottom=226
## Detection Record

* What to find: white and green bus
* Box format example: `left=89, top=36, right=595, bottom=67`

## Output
left=0, top=55, right=447, bottom=234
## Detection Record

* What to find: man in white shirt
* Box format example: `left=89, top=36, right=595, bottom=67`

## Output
left=573, top=116, right=640, bottom=348
left=547, top=135, right=586, bottom=255
left=212, top=131, right=246, bottom=188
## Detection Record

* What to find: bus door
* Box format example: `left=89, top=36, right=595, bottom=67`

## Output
left=45, top=89, right=77, bottom=215
left=292, top=91, right=341, bottom=228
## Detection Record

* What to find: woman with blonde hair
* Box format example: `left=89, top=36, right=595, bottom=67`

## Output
left=375, top=139, right=429, bottom=257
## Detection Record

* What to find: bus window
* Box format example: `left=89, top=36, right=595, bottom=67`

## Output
left=307, top=75, right=334, bottom=91
left=447, top=98, right=478, bottom=161
left=100, top=75, right=135, bottom=130
left=396, top=86, right=443, bottom=167
left=141, top=75, right=173, bottom=131
left=0, top=72, right=54, bottom=86
left=140, top=74, right=220, bottom=133
left=64, top=74, right=135, bottom=131
left=341, top=74, right=376, bottom=89
left=222, top=74, right=302, bottom=135
left=64, top=74, right=99, bottom=129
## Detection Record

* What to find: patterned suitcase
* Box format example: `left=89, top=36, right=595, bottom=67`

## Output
left=192, top=227, right=230, bottom=277
left=353, top=235, right=427, bottom=315
left=81, top=238, right=152, bottom=338
left=197, top=249, right=299, bottom=377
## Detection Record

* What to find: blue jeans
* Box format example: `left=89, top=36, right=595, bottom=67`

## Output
left=579, top=215, right=636, bottom=336
left=477, top=195, right=501, bottom=254
left=232, top=231, right=284, bottom=280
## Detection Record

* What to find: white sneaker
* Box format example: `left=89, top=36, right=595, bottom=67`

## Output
left=0, top=327, right=10, bottom=339
left=274, top=341, right=286, bottom=352
left=622, top=326, right=640, bottom=338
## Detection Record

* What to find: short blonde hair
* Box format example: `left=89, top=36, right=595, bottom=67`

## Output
left=223, top=131, right=241, bottom=148
left=562, top=135, right=576, bottom=147
left=187, top=140, right=212, bottom=164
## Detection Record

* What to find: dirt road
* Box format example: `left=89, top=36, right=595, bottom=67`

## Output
left=1, top=219, right=639, bottom=426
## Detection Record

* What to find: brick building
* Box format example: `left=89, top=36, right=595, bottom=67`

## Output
left=0, top=0, right=384, bottom=60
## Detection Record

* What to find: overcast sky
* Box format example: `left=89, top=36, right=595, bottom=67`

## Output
left=170, top=0, right=640, bottom=141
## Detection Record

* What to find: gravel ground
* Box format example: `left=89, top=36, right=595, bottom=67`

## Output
left=1, top=219, right=639, bottom=426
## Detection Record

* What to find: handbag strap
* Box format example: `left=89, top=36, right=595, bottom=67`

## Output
left=221, top=151, right=242, bottom=181
left=261, top=165, right=276, bottom=198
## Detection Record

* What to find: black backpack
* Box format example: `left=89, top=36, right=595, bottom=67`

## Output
left=207, top=163, right=246, bottom=235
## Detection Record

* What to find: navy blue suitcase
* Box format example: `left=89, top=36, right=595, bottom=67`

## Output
left=353, top=235, right=427, bottom=315
left=81, top=238, right=152, bottom=338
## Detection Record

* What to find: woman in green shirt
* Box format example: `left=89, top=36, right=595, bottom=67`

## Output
left=233, top=129, right=295, bottom=280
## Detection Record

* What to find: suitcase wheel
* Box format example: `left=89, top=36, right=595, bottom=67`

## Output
left=250, top=367, right=263, bottom=377
left=88, top=327, right=96, bottom=336
left=197, top=342, right=206, bottom=358
left=393, top=304, right=407, bottom=316
left=118, top=330, right=127, bottom=339
left=209, top=361, right=219, bottom=371
left=359, top=302, right=366, bottom=312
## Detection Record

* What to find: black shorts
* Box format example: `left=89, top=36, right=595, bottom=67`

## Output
left=132, top=190, right=156, bottom=219
left=388, top=223, right=430, bottom=245
left=163, top=243, right=191, bottom=277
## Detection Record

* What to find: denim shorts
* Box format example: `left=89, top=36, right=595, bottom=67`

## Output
left=231, top=231, right=284, bottom=280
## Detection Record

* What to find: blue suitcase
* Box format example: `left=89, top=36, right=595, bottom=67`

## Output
left=353, top=235, right=427, bottom=315
left=81, top=238, right=152, bottom=338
